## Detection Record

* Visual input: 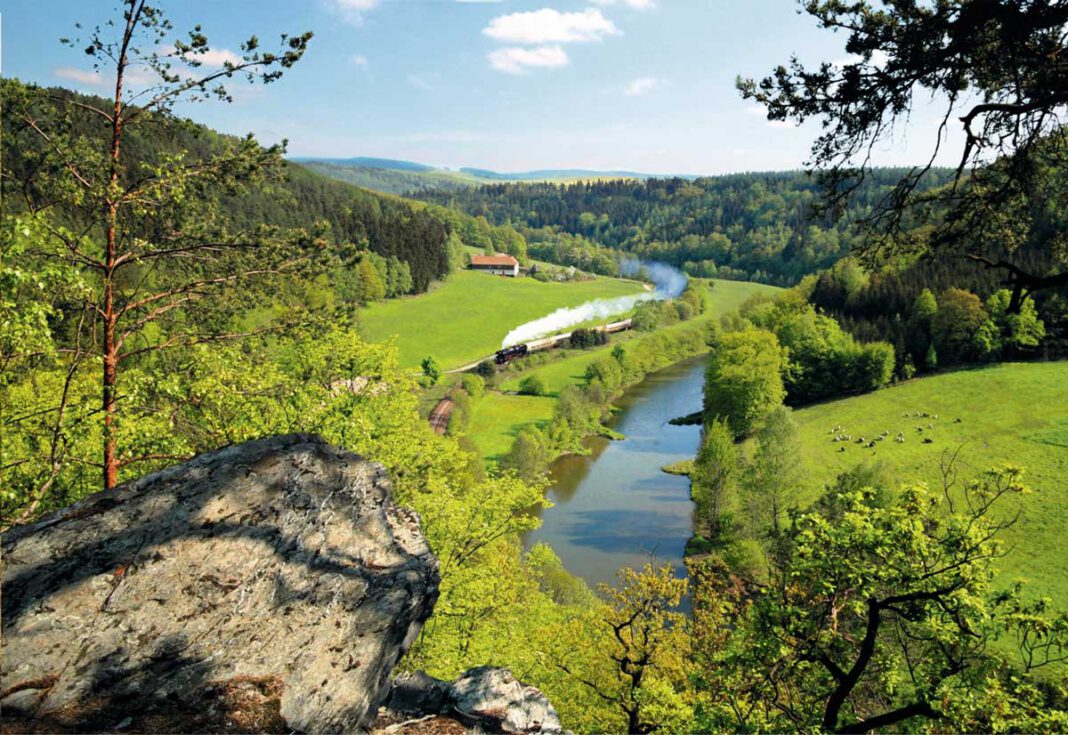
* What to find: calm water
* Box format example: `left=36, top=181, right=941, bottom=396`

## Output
left=524, top=356, right=706, bottom=589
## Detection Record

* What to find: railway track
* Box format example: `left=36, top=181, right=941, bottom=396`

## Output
left=428, top=397, right=454, bottom=435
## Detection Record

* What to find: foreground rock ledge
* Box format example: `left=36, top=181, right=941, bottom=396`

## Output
left=1, top=434, right=439, bottom=734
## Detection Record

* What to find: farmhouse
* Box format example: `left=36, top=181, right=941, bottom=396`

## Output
left=469, top=254, right=519, bottom=277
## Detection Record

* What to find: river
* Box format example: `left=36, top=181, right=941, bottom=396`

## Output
left=524, top=356, right=706, bottom=589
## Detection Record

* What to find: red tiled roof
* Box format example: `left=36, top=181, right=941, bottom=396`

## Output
left=470, top=254, right=519, bottom=267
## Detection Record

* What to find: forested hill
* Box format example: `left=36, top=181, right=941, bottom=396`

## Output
left=1, top=80, right=449, bottom=293
left=416, top=170, right=956, bottom=285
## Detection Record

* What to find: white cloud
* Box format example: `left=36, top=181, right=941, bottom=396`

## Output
left=351, top=54, right=370, bottom=69
left=54, top=66, right=107, bottom=86
left=489, top=45, right=569, bottom=74
left=483, top=8, right=619, bottom=45
left=624, top=76, right=660, bottom=96
left=591, top=0, right=655, bottom=9
left=326, top=0, right=379, bottom=24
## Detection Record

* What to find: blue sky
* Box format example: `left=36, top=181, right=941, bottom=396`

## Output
left=3, top=0, right=960, bottom=174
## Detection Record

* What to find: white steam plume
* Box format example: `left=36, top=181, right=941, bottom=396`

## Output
left=500, top=260, right=687, bottom=347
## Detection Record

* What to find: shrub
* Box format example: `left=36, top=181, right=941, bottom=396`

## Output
left=519, top=374, right=548, bottom=396
left=461, top=373, right=485, bottom=398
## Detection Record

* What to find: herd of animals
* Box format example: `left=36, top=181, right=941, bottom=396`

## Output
left=828, top=412, right=964, bottom=453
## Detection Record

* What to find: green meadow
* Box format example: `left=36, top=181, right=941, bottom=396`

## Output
left=465, top=279, right=783, bottom=461
left=788, top=361, right=1068, bottom=603
left=358, top=270, right=644, bottom=370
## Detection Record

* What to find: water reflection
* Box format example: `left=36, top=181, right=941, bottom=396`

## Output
left=524, top=356, right=707, bottom=589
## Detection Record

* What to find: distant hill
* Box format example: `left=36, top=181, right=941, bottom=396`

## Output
left=293, top=157, right=673, bottom=195
left=458, top=167, right=657, bottom=181
left=292, top=156, right=436, bottom=173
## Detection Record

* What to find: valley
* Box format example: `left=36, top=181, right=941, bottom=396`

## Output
left=5, top=1, right=1068, bottom=732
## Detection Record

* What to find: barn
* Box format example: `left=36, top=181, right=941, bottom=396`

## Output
left=469, top=254, right=519, bottom=277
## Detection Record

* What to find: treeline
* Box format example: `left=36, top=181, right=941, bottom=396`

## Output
left=416, top=170, right=955, bottom=285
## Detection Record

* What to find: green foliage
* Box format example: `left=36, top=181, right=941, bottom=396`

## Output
left=703, top=329, right=785, bottom=438
left=741, top=405, right=801, bottom=538
left=932, top=288, right=1000, bottom=363
left=690, top=419, right=738, bottom=542
left=420, top=355, right=441, bottom=385
left=501, top=426, right=552, bottom=483
left=988, top=289, right=1047, bottom=350
left=714, top=467, right=1068, bottom=733
left=568, top=327, right=608, bottom=349
left=552, top=564, right=692, bottom=734
left=746, top=295, right=895, bottom=403
left=461, top=373, right=485, bottom=398
left=518, top=374, right=548, bottom=396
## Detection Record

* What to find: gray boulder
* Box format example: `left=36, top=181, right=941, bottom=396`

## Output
left=376, top=667, right=564, bottom=734
left=1, top=434, right=439, bottom=733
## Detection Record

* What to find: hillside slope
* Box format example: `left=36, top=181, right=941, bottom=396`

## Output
left=790, top=361, right=1068, bottom=603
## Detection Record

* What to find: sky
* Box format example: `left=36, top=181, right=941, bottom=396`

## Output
left=2, top=0, right=962, bottom=175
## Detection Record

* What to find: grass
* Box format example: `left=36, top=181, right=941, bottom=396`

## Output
left=464, top=278, right=783, bottom=461
left=359, top=270, right=644, bottom=370
left=788, top=361, right=1068, bottom=604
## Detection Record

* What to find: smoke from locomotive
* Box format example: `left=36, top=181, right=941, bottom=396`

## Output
left=500, top=260, right=686, bottom=348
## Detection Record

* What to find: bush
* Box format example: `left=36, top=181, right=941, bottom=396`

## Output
left=519, top=374, right=548, bottom=396
left=421, top=355, right=441, bottom=385
left=476, top=360, right=496, bottom=378
left=461, top=373, right=485, bottom=398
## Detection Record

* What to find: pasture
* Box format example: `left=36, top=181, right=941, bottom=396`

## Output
left=789, top=361, right=1068, bottom=604
left=359, top=270, right=644, bottom=369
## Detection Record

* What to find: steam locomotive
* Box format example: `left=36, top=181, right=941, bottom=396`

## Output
left=493, top=319, right=633, bottom=365
left=494, top=344, right=529, bottom=364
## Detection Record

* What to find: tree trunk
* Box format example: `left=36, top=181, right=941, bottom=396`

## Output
left=102, top=3, right=134, bottom=489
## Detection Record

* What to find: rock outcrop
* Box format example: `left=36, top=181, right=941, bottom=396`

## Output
left=376, top=667, right=565, bottom=734
left=1, top=434, right=439, bottom=734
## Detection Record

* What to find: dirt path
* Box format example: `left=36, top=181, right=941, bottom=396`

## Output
left=428, top=397, right=454, bottom=435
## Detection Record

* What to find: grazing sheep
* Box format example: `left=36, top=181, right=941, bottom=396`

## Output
left=928, top=423, right=934, bottom=429
left=839, top=446, right=847, bottom=452
left=923, top=437, right=934, bottom=444
left=955, top=418, right=962, bottom=423
left=932, top=414, right=939, bottom=420
left=867, top=441, right=876, bottom=448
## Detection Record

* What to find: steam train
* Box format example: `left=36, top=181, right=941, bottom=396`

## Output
left=494, top=319, right=633, bottom=365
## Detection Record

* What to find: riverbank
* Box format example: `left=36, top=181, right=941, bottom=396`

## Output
left=523, top=357, right=708, bottom=588
left=462, top=279, right=782, bottom=462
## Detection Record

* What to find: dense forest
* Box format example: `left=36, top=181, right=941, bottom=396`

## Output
left=416, top=171, right=954, bottom=284
left=2, top=80, right=453, bottom=294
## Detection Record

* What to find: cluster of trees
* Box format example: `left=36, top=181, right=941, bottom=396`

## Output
left=419, top=170, right=955, bottom=286
left=703, top=292, right=894, bottom=425
left=809, top=258, right=1058, bottom=373
left=743, top=293, right=896, bottom=404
